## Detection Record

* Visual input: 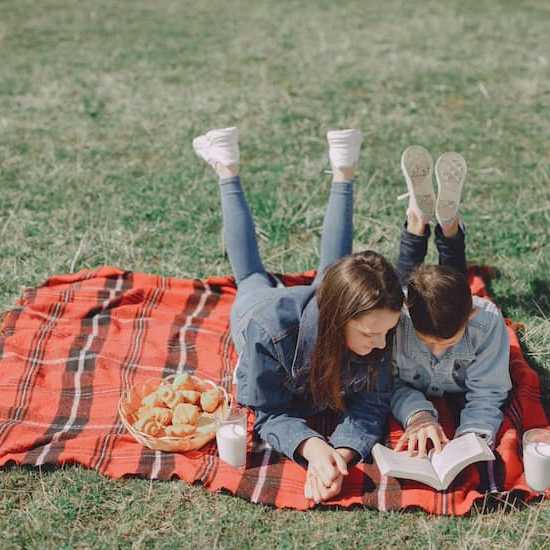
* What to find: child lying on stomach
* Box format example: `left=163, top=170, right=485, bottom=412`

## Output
left=391, top=146, right=511, bottom=456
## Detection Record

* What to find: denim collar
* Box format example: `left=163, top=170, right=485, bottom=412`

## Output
left=291, top=293, right=318, bottom=378
left=403, top=309, right=476, bottom=361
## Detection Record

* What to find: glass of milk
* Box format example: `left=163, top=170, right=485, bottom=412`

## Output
left=523, top=428, right=550, bottom=492
left=216, top=407, right=248, bottom=469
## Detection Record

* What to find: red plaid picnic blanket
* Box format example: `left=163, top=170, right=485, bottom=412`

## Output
left=0, top=266, right=548, bottom=514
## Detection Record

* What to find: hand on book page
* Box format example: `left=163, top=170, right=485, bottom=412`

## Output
left=373, top=434, right=495, bottom=491
left=394, top=411, right=449, bottom=458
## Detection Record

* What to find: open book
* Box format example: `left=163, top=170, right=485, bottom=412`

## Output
left=372, top=433, right=495, bottom=491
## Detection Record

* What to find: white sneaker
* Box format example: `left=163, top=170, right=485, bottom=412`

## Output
left=192, top=127, right=239, bottom=168
left=401, top=145, right=435, bottom=223
left=435, top=152, right=467, bottom=226
left=326, top=129, right=363, bottom=169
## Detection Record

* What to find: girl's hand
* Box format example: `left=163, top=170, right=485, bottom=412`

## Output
left=304, top=467, right=343, bottom=503
left=298, top=437, right=348, bottom=487
left=394, top=411, right=449, bottom=458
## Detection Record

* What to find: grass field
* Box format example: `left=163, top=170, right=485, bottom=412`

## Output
left=1, top=0, right=550, bottom=548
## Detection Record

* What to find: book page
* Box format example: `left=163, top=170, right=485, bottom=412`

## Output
left=372, top=443, right=439, bottom=488
left=430, top=433, right=494, bottom=489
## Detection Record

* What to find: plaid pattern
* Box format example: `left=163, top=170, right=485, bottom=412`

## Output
left=0, top=266, right=548, bottom=514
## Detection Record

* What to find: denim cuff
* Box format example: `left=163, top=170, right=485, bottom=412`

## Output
left=404, top=404, right=439, bottom=427
left=331, top=179, right=355, bottom=187
left=434, top=221, right=466, bottom=240
left=396, top=223, right=431, bottom=286
left=287, top=428, right=328, bottom=463
left=329, top=434, right=378, bottom=460
left=329, top=430, right=378, bottom=462
left=403, top=220, right=431, bottom=240
left=219, top=175, right=241, bottom=185
left=455, top=423, right=494, bottom=447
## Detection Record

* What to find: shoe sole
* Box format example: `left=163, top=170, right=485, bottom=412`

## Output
left=401, top=145, right=435, bottom=220
left=435, top=152, right=467, bottom=225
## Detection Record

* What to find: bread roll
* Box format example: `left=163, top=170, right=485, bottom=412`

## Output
left=157, top=386, right=180, bottom=408
left=141, top=392, right=163, bottom=408
left=179, top=390, right=201, bottom=405
left=200, top=388, right=221, bottom=413
left=134, top=417, right=163, bottom=436
left=172, top=372, right=195, bottom=391
left=139, top=406, right=172, bottom=426
left=164, top=423, right=196, bottom=437
left=173, top=403, right=200, bottom=425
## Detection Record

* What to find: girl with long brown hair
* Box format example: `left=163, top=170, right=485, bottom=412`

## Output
left=193, top=126, right=403, bottom=503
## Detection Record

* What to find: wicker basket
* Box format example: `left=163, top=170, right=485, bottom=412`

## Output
left=118, top=374, right=230, bottom=452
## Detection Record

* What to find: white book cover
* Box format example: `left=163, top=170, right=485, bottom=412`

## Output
left=372, top=433, right=495, bottom=490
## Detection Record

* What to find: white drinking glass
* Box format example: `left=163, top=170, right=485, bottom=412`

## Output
left=216, top=406, right=248, bottom=469
left=523, top=428, right=550, bottom=492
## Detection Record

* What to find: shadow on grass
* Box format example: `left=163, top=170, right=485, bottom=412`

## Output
left=480, top=268, right=550, bottom=416
left=488, top=274, right=550, bottom=319
left=308, top=489, right=544, bottom=517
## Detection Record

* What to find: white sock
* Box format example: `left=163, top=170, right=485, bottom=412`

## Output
left=326, top=129, right=363, bottom=169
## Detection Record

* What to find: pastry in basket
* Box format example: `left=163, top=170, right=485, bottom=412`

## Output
left=156, top=385, right=180, bottom=408
left=178, top=390, right=201, bottom=405
left=137, top=406, right=172, bottom=426
left=173, top=403, right=200, bottom=425
left=141, top=392, right=164, bottom=408
left=172, top=372, right=196, bottom=391
left=196, top=412, right=217, bottom=434
left=200, top=387, right=222, bottom=413
left=133, top=417, right=163, bottom=437
left=164, top=423, right=196, bottom=437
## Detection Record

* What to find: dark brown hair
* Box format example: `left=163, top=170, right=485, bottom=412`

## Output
left=407, top=265, right=473, bottom=339
left=310, top=251, right=403, bottom=411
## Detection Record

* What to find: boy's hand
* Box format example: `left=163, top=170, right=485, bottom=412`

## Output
left=298, top=437, right=348, bottom=487
left=394, top=411, right=449, bottom=458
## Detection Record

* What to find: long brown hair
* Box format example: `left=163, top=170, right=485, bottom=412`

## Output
left=309, top=251, right=403, bottom=411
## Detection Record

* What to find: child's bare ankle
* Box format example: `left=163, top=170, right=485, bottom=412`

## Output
left=441, top=218, right=459, bottom=238
left=216, top=163, right=239, bottom=178
left=407, top=209, right=429, bottom=236
left=332, top=166, right=355, bottom=182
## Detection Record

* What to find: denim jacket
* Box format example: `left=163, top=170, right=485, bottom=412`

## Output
left=234, top=284, right=393, bottom=462
left=391, top=295, right=511, bottom=445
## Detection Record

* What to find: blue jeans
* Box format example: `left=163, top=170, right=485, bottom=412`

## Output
left=218, top=176, right=353, bottom=352
left=395, top=223, right=467, bottom=287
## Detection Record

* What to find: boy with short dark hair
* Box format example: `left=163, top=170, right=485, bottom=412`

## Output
left=392, top=146, right=511, bottom=457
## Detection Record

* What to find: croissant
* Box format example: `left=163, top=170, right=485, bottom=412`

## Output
left=172, top=372, right=195, bottom=391
left=164, top=423, right=196, bottom=437
left=200, top=388, right=221, bottom=413
left=156, top=385, right=180, bottom=408
left=134, top=417, right=163, bottom=436
left=160, top=390, right=198, bottom=409
left=179, top=390, right=201, bottom=405
left=141, top=392, right=164, bottom=408
left=173, top=403, right=200, bottom=425
left=139, top=406, right=172, bottom=426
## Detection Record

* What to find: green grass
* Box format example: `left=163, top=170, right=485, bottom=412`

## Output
left=1, top=0, right=550, bottom=547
